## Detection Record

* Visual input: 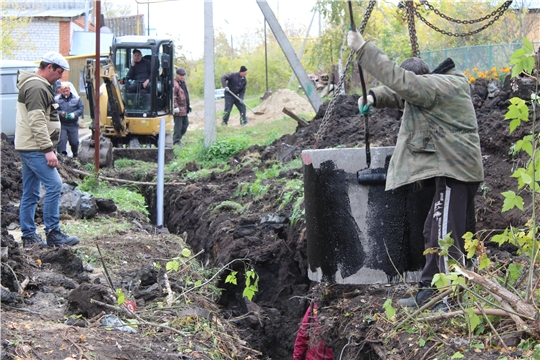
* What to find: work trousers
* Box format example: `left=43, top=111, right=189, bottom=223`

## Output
left=420, top=177, right=480, bottom=286
left=58, top=123, right=79, bottom=157
left=222, top=93, right=247, bottom=125
left=18, top=151, right=63, bottom=237
left=173, top=116, right=189, bottom=145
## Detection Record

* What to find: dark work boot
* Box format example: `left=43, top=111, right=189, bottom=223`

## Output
left=397, top=288, right=434, bottom=308
left=46, top=228, right=80, bottom=247
left=22, top=233, right=46, bottom=249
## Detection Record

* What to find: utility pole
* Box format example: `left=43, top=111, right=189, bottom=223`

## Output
left=203, top=0, right=216, bottom=147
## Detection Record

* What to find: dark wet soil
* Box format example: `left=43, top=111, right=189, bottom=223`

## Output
left=1, top=74, right=538, bottom=359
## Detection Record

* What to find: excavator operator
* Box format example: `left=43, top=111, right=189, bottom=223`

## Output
left=126, top=49, right=151, bottom=93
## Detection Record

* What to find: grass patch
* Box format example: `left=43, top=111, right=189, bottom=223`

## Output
left=212, top=201, right=244, bottom=215
left=77, top=176, right=149, bottom=217
left=61, top=217, right=134, bottom=242
left=167, top=116, right=297, bottom=175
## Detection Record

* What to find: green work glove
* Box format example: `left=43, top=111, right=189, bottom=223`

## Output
left=358, top=95, right=374, bottom=117
left=360, top=103, right=372, bottom=117
left=65, top=113, right=74, bottom=120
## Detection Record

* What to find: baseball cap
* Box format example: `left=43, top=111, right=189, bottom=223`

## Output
left=176, top=68, right=186, bottom=75
left=41, top=51, right=70, bottom=71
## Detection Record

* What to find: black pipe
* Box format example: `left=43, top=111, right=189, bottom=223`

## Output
left=357, top=172, right=386, bottom=185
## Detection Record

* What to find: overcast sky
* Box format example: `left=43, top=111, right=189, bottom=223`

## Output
left=133, top=0, right=319, bottom=59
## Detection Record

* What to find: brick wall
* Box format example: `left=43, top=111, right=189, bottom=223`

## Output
left=59, top=21, right=71, bottom=56
left=7, top=20, right=60, bottom=62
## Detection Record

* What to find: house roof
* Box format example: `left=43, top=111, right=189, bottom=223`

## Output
left=73, top=16, right=96, bottom=32
left=2, top=1, right=87, bottom=19
left=3, top=8, right=86, bottom=18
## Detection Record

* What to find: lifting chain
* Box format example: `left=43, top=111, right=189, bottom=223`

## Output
left=413, top=0, right=513, bottom=38
left=406, top=1, right=420, bottom=58
left=315, top=0, right=376, bottom=148
left=421, top=0, right=513, bottom=25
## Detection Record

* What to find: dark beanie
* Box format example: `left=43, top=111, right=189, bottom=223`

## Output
left=239, top=65, right=248, bottom=73
left=176, top=68, right=186, bottom=75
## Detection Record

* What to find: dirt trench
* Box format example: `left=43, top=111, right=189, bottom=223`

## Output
left=1, top=74, right=538, bottom=359
left=131, top=76, right=537, bottom=358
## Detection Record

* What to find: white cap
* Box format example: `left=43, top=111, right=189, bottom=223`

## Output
left=41, top=51, right=70, bottom=71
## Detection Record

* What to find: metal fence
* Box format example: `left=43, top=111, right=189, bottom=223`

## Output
left=422, top=42, right=540, bottom=71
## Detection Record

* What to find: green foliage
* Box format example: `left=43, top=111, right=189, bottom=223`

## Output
left=225, top=266, right=259, bottom=301
left=382, top=298, right=396, bottom=321
left=116, top=288, right=126, bottom=305
left=509, top=38, right=536, bottom=78
left=235, top=178, right=270, bottom=199
left=243, top=268, right=259, bottom=301
left=225, top=271, right=238, bottom=285
left=1, top=2, right=34, bottom=57
left=206, top=136, right=251, bottom=161
left=77, top=176, right=149, bottom=216
left=61, top=217, right=133, bottom=242
left=212, top=201, right=244, bottom=216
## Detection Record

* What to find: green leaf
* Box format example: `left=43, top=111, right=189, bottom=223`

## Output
left=509, top=119, right=520, bottom=134
left=478, top=254, right=491, bottom=270
left=432, top=273, right=447, bottom=290
left=181, top=248, right=192, bottom=258
left=383, top=298, right=396, bottom=321
left=465, top=308, right=481, bottom=333
left=508, top=263, right=524, bottom=284
left=523, top=37, right=534, bottom=53
left=225, top=271, right=238, bottom=285
left=116, top=288, right=125, bottom=305
left=511, top=63, right=524, bottom=78
left=166, top=260, right=179, bottom=272
left=451, top=352, right=465, bottom=359
left=438, top=232, right=454, bottom=256
left=243, top=285, right=257, bottom=301
left=501, top=191, right=524, bottom=212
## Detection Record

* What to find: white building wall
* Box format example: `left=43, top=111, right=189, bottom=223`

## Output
left=8, top=20, right=60, bottom=61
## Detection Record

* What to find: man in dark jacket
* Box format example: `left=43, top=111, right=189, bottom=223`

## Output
left=348, top=30, right=484, bottom=310
left=221, top=65, right=248, bottom=126
left=56, top=83, right=84, bottom=157
left=127, top=49, right=151, bottom=93
left=173, top=68, right=191, bottom=146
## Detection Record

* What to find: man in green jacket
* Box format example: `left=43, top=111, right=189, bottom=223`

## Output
left=15, top=51, right=80, bottom=248
left=348, top=31, right=484, bottom=309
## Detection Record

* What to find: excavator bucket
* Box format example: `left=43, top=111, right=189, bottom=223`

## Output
left=113, top=147, right=175, bottom=163
left=79, top=136, right=113, bottom=168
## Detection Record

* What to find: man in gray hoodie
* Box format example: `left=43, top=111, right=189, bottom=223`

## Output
left=15, top=51, right=80, bottom=248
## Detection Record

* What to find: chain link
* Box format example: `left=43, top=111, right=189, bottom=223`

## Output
left=421, top=0, right=513, bottom=25
left=413, top=1, right=513, bottom=38
left=315, top=0, right=376, bottom=148
left=406, top=1, right=420, bottom=58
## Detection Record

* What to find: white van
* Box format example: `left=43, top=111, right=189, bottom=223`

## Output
left=1, top=60, right=39, bottom=142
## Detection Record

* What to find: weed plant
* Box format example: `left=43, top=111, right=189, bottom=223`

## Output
left=78, top=176, right=149, bottom=217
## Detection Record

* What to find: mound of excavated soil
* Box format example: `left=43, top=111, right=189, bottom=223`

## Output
left=186, top=89, right=315, bottom=130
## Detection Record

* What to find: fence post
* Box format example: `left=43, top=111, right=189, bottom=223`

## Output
left=489, top=44, right=493, bottom=69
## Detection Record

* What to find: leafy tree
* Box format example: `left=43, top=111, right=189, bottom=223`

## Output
left=1, top=2, right=33, bottom=58
left=101, top=0, right=132, bottom=18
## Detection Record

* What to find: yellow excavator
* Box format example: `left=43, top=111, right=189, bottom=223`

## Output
left=79, top=36, right=175, bottom=167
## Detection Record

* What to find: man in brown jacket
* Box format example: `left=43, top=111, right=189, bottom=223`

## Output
left=173, top=68, right=190, bottom=146
left=15, top=51, right=80, bottom=248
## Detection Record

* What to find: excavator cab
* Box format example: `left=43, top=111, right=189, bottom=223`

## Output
left=79, top=36, right=175, bottom=167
